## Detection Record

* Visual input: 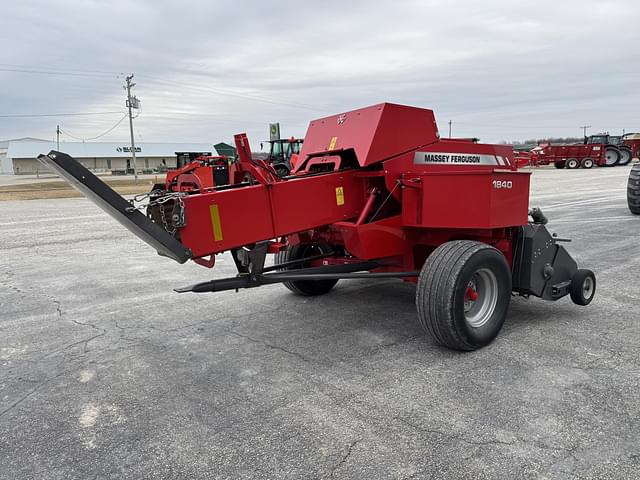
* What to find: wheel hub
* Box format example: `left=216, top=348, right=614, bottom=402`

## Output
left=463, top=269, right=499, bottom=328
left=582, top=276, right=594, bottom=300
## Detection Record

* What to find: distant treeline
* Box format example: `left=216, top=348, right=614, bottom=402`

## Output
left=508, top=137, right=584, bottom=146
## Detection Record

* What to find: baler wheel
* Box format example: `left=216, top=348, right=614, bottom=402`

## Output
left=554, top=161, right=566, bottom=169
left=569, top=269, right=596, bottom=306
left=416, top=241, right=511, bottom=351
left=580, top=158, right=594, bottom=169
left=618, top=147, right=632, bottom=166
left=566, top=158, right=579, bottom=169
left=627, top=163, right=640, bottom=214
left=604, top=146, right=620, bottom=166
left=276, top=243, right=338, bottom=296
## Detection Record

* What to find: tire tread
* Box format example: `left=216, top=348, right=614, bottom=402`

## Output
left=416, top=240, right=509, bottom=351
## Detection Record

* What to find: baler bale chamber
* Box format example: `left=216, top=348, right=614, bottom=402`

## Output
left=38, top=103, right=596, bottom=351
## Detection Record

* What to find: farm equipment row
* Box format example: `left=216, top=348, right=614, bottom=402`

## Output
left=523, top=134, right=638, bottom=169
left=38, top=103, right=596, bottom=352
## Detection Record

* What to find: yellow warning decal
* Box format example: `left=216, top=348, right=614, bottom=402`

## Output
left=209, top=204, right=223, bottom=241
left=328, top=136, right=337, bottom=150
left=335, top=186, right=344, bottom=206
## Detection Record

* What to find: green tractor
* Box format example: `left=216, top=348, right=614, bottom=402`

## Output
left=586, top=134, right=633, bottom=166
left=261, top=123, right=303, bottom=177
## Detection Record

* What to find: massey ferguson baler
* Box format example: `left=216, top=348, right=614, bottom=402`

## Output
left=38, top=103, right=596, bottom=351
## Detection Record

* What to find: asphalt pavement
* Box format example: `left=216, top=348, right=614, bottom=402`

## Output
left=1, top=165, right=638, bottom=479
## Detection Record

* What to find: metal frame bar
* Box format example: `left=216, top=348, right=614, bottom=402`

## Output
left=175, top=264, right=417, bottom=293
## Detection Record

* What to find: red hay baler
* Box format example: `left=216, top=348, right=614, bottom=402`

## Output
left=39, top=103, right=596, bottom=351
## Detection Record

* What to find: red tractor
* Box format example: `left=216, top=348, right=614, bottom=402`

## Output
left=39, top=103, right=596, bottom=351
left=165, top=155, right=231, bottom=192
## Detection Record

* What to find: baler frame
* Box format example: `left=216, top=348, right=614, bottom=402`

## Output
left=38, top=102, right=596, bottom=352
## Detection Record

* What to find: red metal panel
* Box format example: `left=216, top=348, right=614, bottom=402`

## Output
left=330, top=216, right=406, bottom=260
left=180, top=185, right=275, bottom=258
left=296, top=103, right=439, bottom=169
left=270, top=172, right=366, bottom=234
left=178, top=171, right=367, bottom=258
left=382, top=141, right=517, bottom=200
left=402, top=171, right=530, bottom=229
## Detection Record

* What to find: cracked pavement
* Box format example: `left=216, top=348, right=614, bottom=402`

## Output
left=1, top=165, right=639, bottom=479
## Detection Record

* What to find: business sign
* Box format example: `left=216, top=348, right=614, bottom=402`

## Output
left=116, top=146, right=141, bottom=153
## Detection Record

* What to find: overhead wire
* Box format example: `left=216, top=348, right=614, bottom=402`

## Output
left=0, top=62, right=326, bottom=112
left=59, top=113, right=128, bottom=141
left=0, top=63, right=123, bottom=76
left=0, top=66, right=121, bottom=79
left=135, top=74, right=327, bottom=112
left=0, top=111, right=124, bottom=118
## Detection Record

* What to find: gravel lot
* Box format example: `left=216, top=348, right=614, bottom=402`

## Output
left=1, top=165, right=638, bottom=479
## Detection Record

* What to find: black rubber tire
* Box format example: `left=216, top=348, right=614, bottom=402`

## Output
left=415, top=241, right=512, bottom=351
left=569, top=269, right=596, bottom=306
left=618, top=146, right=632, bottom=166
left=276, top=243, right=338, bottom=296
left=604, top=146, right=620, bottom=167
left=627, top=164, right=640, bottom=214
left=580, top=158, right=594, bottom=169
left=554, top=161, right=566, bottom=169
left=566, top=158, right=579, bottom=169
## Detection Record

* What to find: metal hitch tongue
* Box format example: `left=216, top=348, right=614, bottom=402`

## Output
left=37, top=151, right=192, bottom=264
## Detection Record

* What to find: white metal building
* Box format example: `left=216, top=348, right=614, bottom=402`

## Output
left=0, top=139, right=214, bottom=175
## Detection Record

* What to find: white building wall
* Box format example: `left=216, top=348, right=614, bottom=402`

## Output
left=0, top=147, right=12, bottom=174
left=4, top=141, right=210, bottom=174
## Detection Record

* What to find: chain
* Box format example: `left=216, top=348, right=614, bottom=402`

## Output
left=125, top=191, right=186, bottom=235
left=126, top=190, right=186, bottom=212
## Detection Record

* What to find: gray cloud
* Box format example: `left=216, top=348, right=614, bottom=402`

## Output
left=1, top=0, right=639, bottom=145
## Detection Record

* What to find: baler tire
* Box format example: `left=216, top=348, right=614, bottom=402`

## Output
left=618, top=147, right=632, bottom=166
left=554, top=161, right=566, bottom=169
left=580, top=158, right=594, bottom=169
left=566, top=158, right=579, bottom=169
left=277, top=243, right=338, bottom=296
left=416, top=241, right=511, bottom=351
left=604, top=146, right=620, bottom=167
left=627, top=164, right=640, bottom=214
left=569, top=269, right=596, bottom=306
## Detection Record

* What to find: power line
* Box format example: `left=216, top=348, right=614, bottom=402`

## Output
left=0, top=63, right=327, bottom=113
left=0, top=61, right=325, bottom=111
left=0, top=67, right=121, bottom=79
left=137, top=74, right=326, bottom=112
left=0, top=63, right=122, bottom=76
left=59, top=113, right=128, bottom=141
left=454, top=121, right=604, bottom=130
left=0, top=111, right=125, bottom=118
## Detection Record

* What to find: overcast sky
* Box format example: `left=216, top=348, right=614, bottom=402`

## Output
left=1, top=0, right=639, bottom=147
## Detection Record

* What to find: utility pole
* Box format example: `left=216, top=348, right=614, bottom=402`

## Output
left=125, top=74, right=139, bottom=183
left=580, top=125, right=591, bottom=138
left=56, top=125, right=60, bottom=150
left=448, top=120, right=452, bottom=138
